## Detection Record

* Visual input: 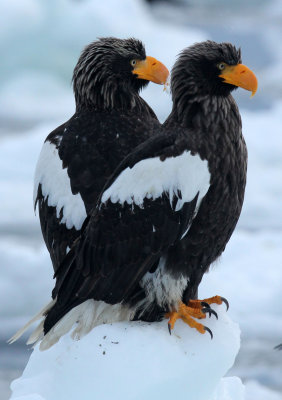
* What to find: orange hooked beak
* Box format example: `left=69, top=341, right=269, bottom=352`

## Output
left=132, top=56, right=169, bottom=85
left=219, top=63, right=258, bottom=97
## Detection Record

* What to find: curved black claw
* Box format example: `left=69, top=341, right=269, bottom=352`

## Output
left=221, top=297, right=229, bottom=311
left=168, top=323, right=172, bottom=335
left=202, top=307, right=218, bottom=320
left=274, top=344, right=282, bottom=351
left=204, top=326, right=213, bottom=339
left=201, top=301, right=211, bottom=309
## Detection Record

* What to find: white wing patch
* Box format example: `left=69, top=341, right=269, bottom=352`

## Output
left=102, top=150, right=210, bottom=211
left=34, top=141, right=87, bottom=230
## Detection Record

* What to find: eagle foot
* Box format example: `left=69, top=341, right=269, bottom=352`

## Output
left=165, top=302, right=213, bottom=338
left=188, top=295, right=229, bottom=311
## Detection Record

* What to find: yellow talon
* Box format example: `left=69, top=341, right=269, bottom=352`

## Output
left=165, top=295, right=229, bottom=338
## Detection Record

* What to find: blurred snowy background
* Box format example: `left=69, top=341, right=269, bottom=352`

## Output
left=0, top=0, right=282, bottom=398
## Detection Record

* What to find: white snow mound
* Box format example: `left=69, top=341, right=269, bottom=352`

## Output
left=10, top=306, right=244, bottom=400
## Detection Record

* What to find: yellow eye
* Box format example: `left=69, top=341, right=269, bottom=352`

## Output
left=130, top=59, right=137, bottom=67
left=218, top=63, right=226, bottom=71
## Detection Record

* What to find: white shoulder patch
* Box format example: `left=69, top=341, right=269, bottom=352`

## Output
left=102, top=150, right=210, bottom=211
left=33, top=141, right=86, bottom=230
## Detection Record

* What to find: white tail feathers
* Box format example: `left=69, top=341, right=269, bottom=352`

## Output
left=26, top=320, right=45, bottom=345
left=39, top=300, right=135, bottom=351
left=9, top=299, right=134, bottom=351
left=8, top=299, right=56, bottom=345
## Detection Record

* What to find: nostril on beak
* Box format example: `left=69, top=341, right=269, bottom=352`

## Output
left=240, top=70, right=246, bottom=74
left=152, top=62, right=156, bottom=66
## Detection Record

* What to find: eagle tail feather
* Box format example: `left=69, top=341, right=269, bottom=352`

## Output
left=8, top=299, right=56, bottom=345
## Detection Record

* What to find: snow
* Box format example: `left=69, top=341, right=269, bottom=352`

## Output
left=212, top=377, right=245, bottom=400
left=10, top=309, right=243, bottom=400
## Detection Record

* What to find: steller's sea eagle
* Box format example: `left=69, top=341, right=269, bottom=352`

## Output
left=33, top=37, right=168, bottom=274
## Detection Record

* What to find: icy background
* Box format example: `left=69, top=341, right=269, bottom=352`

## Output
left=1, top=0, right=282, bottom=398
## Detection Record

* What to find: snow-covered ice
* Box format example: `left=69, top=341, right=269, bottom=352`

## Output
left=10, top=308, right=243, bottom=400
